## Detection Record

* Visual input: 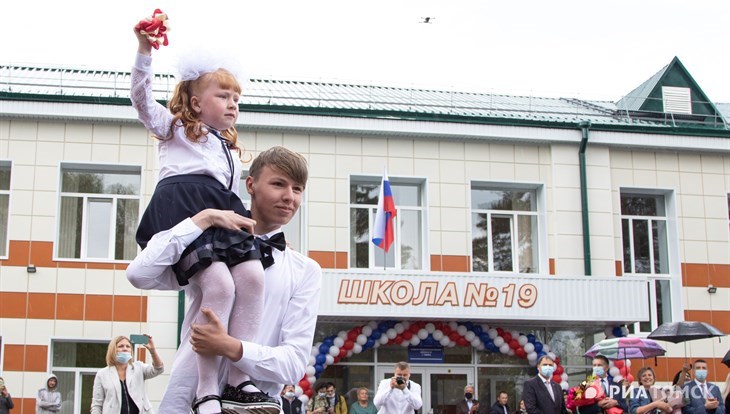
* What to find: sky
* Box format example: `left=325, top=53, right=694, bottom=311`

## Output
left=1, top=0, right=729, bottom=102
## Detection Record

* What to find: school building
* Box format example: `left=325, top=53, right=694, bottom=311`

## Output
left=0, top=57, right=728, bottom=413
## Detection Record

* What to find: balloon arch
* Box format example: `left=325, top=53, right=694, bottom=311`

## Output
left=295, top=320, right=629, bottom=405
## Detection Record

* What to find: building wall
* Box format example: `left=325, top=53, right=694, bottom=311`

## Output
left=1, top=117, right=729, bottom=413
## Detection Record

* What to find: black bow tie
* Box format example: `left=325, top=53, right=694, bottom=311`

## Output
left=256, top=232, right=286, bottom=269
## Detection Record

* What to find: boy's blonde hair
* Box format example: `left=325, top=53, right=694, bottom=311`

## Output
left=105, top=336, right=133, bottom=367
left=167, top=69, right=242, bottom=155
left=249, top=146, right=308, bottom=187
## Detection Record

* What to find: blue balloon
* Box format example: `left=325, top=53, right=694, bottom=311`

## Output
left=479, top=333, right=490, bottom=343
left=365, top=339, right=375, bottom=348
left=527, top=334, right=536, bottom=343
left=371, top=330, right=382, bottom=339
left=534, top=342, right=543, bottom=353
left=537, top=351, right=546, bottom=359
left=323, top=337, right=334, bottom=345
left=464, top=322, right=474, bottom=330
left=314, top=364, right=324, bottom=375
left=319, top=343, right=331, bottom=354
left=472, top=326, right=483, bottom=335
left=315, top=354, right=327, bottom=365
left=612, top=327, right=623, bottom=337
left=378, top=322, right=390, bottom=332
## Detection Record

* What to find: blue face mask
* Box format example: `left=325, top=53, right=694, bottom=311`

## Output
left=694, top=369, right=707, bottom=382
left=116, top=352, right=132, bottom=364
left=593, top=366, right=605, bottom=377
left=541, top=366, right=555, bottom=378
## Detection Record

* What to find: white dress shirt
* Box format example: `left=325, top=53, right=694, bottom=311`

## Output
left=373, top=378, right=423, bottom=414
left=131, top=53, right=242, bottom=194
left=126, top=219, right=322, bottom=413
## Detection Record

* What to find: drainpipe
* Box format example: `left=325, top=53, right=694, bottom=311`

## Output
left=177, top=291, right=185, bottom=346
left=578, top=121, right=592, bottom=276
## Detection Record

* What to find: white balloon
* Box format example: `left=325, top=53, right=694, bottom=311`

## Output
left=401, top=339, right=411, bottom=347
left=373, top=340, right=381, bottom=348
left=368, top=321, right=379, bottom=329
left=613, top=375, right=623, bottom=383
left=353, top=343, right=363, bottom=353
left=457, top=325, right=468, bottom=336
left=417, top=329, right=428, bottom=340
left=527, top=352, right=538, bottom=361
left=529, top=358, right=538, bottom=367
left=518, top=335, right=529, bottom=346
left=432, top=330, right=444, bottom=341
left=394, top=323, right=405, bottom=334
left=493, top=337, right=505, bottom=347
left=547, top=352, right=556, bottom=360
left=561, top=373, right=569, bottom=382
left=471, top=338, right=481, bottom=347
left=425, top=323, right=436, bottom=333
left=511, top=331, right=520, bottom=341
left=609, top=367, right=620, bottom=377
left=524, top=343, right=535, bottom=353
left=347, top=350, right=353, bottom=357
left=334, top=337, right=345, bottom=348
left=448, top=321, right=459, bottom=330
left=477, top=344, right=485, bottom=351
left=440, top=336, right=451, bottom=346
left=299, top=395, right=309, bottom=406
left=625, top=359, right=632, bottom=367
left=508, top=349, right=515, bottom=356
left=402, top=321, right=411, bottom=329
left=465, top=331, right=476, bottom=341
left=307, top=375, right=317, bottom=385
left=309, top=355, right=316, bottom=365
left=338, top=330, right=348, bottom=339
left=488, top=329, right=498, bottom=339
left=560, top=381, right=569, bottom=391
left=328, top=346, right=340, bottom=356
left=542, top=344, right=550, bottom=353
left=481, top=324, right=491, bottom=332
left=608, top=360, right=614, bottom=368
left=386, top=328, right=397, bottom=339
left=447, top=341, right=456, bottom=348
left=410, top=336, right=420, bottom=345
left=356, top=334, right=368, bottom=345
left=311, top=344, right=321, bottom=357
left=362, top=326, right=373, bottom=336
left=295, top=386, right=303, bottom=396
left=621, top=327, right=630, bottom=337
left=500, top=344, right=510, bottom=354
left=379, top=335, right=389, bottom=344
left=306, top=365, right=316, bottom=377
left=325, top=354, right=334, bottom=365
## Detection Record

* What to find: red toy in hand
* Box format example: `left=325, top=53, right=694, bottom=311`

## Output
left=135, top=9, right=170, bottom=49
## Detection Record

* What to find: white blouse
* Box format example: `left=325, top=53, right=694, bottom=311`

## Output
left=131, top=53, right=242, bottom=194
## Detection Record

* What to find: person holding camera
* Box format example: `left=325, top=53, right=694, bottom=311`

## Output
left=307, top=383, right=332, bottom=414
left=0, top=378, right=14, bottom=414
left=373, top=361, right=422, bottom=414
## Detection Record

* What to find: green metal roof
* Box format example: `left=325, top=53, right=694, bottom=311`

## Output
left=1, top=62, right=728, bottom=135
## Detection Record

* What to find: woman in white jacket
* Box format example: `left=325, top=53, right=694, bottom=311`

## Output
left=91, top=335, right=164, bottom=414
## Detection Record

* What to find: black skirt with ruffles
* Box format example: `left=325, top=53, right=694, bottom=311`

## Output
left=135, top=174, right=261, bottom=286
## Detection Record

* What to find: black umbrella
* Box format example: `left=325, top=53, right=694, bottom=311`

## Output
left=647, top=321, right=725, bottom=343
left=722, top=349, right=730, bottom=368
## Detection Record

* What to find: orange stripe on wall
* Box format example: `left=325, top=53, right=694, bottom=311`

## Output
left=431, top=255, right=470, bottom=272
left=308, top=251, right=348, bottom=269
left=2, top=345, right=48, bottom=372
left=13, top=397, right=35, bottom=414
left=549, top=259, right=555, bottom=275
left=684, top=310, right=730, bottom=335
left=0, top=292, right=146, bottom=322
left=0, top=292, right=27, bottom=318
left=682, top=263, right=730, bottom=288
left=0, top=240, right=129, bottom=270
left=615, top=260, right=623, bottom=276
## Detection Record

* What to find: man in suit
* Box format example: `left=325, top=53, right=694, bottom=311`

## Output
left=682, top=359, right=725, bottom=414
left=488, top=391, right=511, bottom=414
left=456, top=385, right=479, bottom=414
left=579, top=355, right=628, bottom=414
left=523, top=355, right=568, bottom=414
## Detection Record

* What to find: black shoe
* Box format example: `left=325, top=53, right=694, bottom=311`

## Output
left=221, top=381, right=280, bottom=414
left=192, top=395, right=222, bottom=414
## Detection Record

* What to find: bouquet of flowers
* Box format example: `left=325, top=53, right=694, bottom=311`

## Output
left=567, top=375, right=622, bottom=414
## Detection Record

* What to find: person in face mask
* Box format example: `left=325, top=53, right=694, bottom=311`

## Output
left=91, top=335, right=164, bottom=413
left=522, top=355, right=568, bottom=414
left=457, top=385, right=479, bottom=414
left=281, top=385, right=303, bottom=414
left=682, top=359, right=725, bottom=414
left=583, top=355, right=628, bottom=414
left=307, top=383, right=331, bottom=414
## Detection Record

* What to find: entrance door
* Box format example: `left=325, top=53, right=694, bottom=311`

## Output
left=377, top=366, right=474, bottom=414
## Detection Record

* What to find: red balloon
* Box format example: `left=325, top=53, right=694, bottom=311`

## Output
left=502, top=333, right=512, bottom=343
left=449, top=332, right=460, bottom=341
left=395, top=336, right=404, bottom=344
left=626, top=374, right=634, bottom=383
left=552, top=374, right=562, bottom=383
left=347, top=330, right=359, bottom=341
left=441, top=327, right=452, bottom=335
left=515, top=349, right=527, bottom=358
left=339, top=348, right=348, bottom=358
left=299, top=379, right=310, bottom=390
left=344, top=340, right=354, bottom=350
left=410, top=325, right=420, bottom=334
left=613, top=360, right=625, bottom=369
left=402, top=331, right=413, bottom=340
left=619, top=367, right=628, bottom=376
left=457, top=337, right=469, bottom=347
left=555, top=357, right=561, bottom=364
left=509, top=339, right=520, bottom=349
left=354, top=327, right=362, bottom=334
left=554, top=365, right=564, bottom=375
left=305, top=388, right=314, bottom=398
left=496, top=328, right=505, bottom=335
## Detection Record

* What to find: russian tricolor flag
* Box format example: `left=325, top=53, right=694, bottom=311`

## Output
left=372, top=170, right=397, bottom=252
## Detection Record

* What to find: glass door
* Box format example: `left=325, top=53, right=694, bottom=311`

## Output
left=376, top=366, right=474, bottom=414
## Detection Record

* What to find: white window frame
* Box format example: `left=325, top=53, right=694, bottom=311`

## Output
left=619, top=188, right=682, bottom=333
left=468, top=181, right=547, bottom=274
left=348, top=174, right=428, bottom=271
left=239, top=170, right=307, bottom=253
left=50, top=338, right=109, bottom=414
left=55, top=162, right=142, bottom=262
left=0, top=160, right=11, bottom=259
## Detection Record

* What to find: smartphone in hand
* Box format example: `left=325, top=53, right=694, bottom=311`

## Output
left=130, top=334, right=149, bottom=345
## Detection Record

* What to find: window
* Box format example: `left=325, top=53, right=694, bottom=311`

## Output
left=57, top=163, right=141, bottom=261
left=0, top=161, right=10, bottom=257
left=239, top=171, right=304, bottom=252
left=349, top=176, right=425, bottom=270
left=470, top=185, right=540, bottom=273
left=51, top=340, right=108, bottom=414
left=621, top=190, right=677, bottom=333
